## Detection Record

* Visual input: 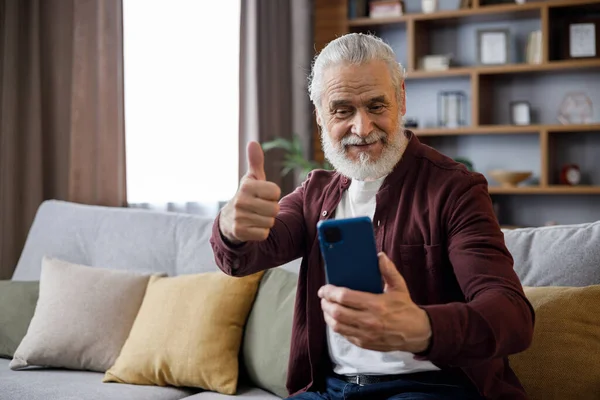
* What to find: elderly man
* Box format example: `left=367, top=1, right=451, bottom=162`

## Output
left=211, top=33, right=534, bottom=400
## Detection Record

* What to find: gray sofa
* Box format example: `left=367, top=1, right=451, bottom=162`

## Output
left=1, top=200, right=599, bottom=400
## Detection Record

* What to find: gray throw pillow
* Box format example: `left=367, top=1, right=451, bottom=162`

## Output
left=0, top=281, right=39, bottom=358
left=10, top=257, right=155, bottom=372
left=503, top=220, right=600, bottom=287
left=242, top=268, right=298, bottom=399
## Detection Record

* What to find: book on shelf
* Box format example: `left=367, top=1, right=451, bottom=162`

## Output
left=369, top=0, right=404, bottom=19
left=420, top=55, right=452, bottom=71
left=526, top=30, right=543, bottom=64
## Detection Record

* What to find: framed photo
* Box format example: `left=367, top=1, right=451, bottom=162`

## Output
left=477, top=29, right=510, bottom=65
left=569, top=22, right=597, bottom=58
left=510, top=101, right=531, bottom=125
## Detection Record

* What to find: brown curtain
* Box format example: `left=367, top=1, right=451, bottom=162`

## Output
left=0, top=0, right=126, bottom=279
left=239, top=0, right=313, bottom=195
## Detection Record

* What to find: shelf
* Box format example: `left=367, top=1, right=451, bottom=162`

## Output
left=406, top=59, right=600, bottom=80
left=414, top=124, right=600, bottom=136
left=348, top=0, right=600, bottom=27
left=488, top=185, right=600, bottom=195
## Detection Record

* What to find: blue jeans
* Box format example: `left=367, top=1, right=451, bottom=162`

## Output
left=288, top=371, right=483, bottom=400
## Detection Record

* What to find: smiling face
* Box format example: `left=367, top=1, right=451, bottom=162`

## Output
left=317, top=60, right=408, bottom=181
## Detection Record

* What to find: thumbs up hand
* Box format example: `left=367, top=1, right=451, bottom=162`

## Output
left=219, top=141, right=282, bottom=244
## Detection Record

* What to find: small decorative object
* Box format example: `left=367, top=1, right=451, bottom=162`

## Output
left=558, top=92, right=594, bottom=125
left=569, top=22, right=597, bottom=58
left=460, top=0, right=472, bottom=8
left=510, top=101, right=532, bottom=125
left=560, top=164, right=581, bottom=186
left=438, top=91, right=467, bottom=128
left=404, top=117, right=418, bottom=128
left=420, top=54, right=452, bottom=71
left=488, top=170, right=533, bottom=187
left=369, top=0, right=404, bottom=18
left=477, top=29, right=510, bottom=65
left=421, top=0, right=437, bottom=14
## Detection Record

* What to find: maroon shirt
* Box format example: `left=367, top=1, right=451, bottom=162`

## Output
left=211, top=131, right=535, bottom=399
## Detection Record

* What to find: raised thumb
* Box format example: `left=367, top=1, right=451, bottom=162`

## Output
left=379, top=253, right=409, bottom=293
left=247, top=141, right=266, bottom=181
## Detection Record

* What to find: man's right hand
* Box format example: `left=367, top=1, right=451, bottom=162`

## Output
left=219, top=141, right=281, bottom=244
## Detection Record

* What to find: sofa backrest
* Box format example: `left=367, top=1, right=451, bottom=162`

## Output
left=503, top=220, right=600, bottom=287
left=12, top=200, right=301, bottom=281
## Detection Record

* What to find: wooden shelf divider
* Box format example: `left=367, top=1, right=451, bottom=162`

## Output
left=413, top=124, right=600, bottom=136
left=540, top=5, right=550, bottom=64
left=540, top=129, right=549, bottom=187
left=406, top=59, right=600, bottom=79
left=488, top=186, right=600, bottom=195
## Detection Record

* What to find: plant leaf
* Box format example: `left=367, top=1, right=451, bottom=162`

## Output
left=262, top=138, right=294, bottom=152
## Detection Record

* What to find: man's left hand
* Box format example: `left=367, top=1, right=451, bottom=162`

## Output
left=318, top=252, right=432, bottom=354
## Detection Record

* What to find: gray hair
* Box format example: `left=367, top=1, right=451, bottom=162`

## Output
left=308, top=33, right=405, bottom=111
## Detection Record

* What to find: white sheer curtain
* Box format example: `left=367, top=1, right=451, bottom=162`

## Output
left=122, top=0, right=240, bottom=217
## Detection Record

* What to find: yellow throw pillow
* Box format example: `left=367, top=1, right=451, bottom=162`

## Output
left=509, top=285, right=600, bottom=400
left=103, top=271, right=264, bottom=395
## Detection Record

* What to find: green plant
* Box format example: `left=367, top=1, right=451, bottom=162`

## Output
left=454, top=157, right=474, bottom=172
left=262, top=134, right=333, bottom=179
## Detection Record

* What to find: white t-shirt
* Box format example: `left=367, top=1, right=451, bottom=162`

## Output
left=327, top=175, right=440, bottom=376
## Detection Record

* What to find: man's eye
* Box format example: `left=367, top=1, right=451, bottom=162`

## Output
left=370, top=105, right=385, bottom=113
left=335, top=109, right=351, bottom=116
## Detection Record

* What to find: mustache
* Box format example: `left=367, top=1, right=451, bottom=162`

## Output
left=341, top=130, right=387, bottom=147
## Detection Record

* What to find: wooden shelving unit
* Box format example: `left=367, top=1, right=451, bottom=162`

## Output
left=313, top=0, right=600, bottom=213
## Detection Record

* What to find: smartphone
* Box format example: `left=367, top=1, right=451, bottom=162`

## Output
left=317, top=216, right=383, bottom=294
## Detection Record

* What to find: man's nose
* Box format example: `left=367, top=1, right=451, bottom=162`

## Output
left=350, top=108, right=374, bottom=138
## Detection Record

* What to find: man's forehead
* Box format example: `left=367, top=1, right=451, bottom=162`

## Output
left=321, top=63, right=395, bottom=102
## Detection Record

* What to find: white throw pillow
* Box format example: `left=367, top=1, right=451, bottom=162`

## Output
left=10, top=257, right=156, bottom=372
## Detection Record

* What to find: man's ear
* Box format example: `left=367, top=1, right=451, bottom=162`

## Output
left=315, top=108, right=323, bottom=127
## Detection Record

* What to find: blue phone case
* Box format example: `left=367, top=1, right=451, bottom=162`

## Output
left=317, top=216, right=383, bottom=294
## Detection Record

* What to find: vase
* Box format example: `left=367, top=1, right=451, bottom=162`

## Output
left=422, top=0, right=437, bottom=13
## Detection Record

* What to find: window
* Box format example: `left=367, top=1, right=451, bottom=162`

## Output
left=123, top=0, right=240, bottom=205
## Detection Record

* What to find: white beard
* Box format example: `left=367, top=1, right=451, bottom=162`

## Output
left=321, top=120, right=407, bottom=181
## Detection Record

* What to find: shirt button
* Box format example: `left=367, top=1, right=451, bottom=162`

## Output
left=377, top=220, right=381, bottom=227
left=322, top=211, right=328, bottom=217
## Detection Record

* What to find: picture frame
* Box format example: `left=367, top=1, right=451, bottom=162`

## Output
left=568, top=21, right=598, bottom=58
left=510, top=101, right=531, bottom=125
left=561, top=17, right=600, bottom=60
left=477, top=29, right=510, bottom=65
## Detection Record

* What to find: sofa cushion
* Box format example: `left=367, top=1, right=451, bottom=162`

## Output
left=104, top=271, right=264, bottom=395
left=0, top=358, right=195, bottom=400
left=503, top=220, right=600, bottom=287
left=242, top=268, right=297, bottom=398
left=10, top=257, right=154, bottom=372
left=182, top=385, right=280, bottom=399
left=509, top=285, right=600, bottom=400
left=0, top=281, right=39, bottom=359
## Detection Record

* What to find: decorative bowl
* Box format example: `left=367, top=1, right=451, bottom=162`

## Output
left=488, top=170, right=532, bottom=187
